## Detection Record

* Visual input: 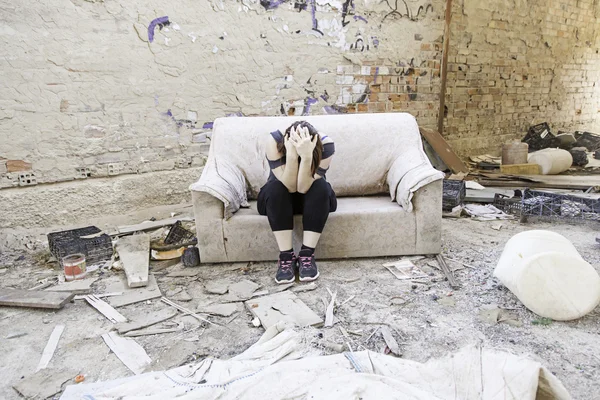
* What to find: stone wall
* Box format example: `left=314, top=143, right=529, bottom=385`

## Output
left=0, top=0, right=444, bottom=188
left=444, top=0, right=600, bottom=156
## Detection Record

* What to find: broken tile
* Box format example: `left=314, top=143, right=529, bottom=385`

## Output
left=196, top=303, right=238, bottom=317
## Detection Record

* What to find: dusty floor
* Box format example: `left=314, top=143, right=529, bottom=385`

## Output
left=0, top=210, right=599, bottom=399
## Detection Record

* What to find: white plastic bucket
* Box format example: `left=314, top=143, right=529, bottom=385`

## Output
left=527, top=149, right=573, bottom=175
left=494, top=230, right=600, bottom=321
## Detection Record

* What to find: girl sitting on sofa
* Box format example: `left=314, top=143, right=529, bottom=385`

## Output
left=257, top=121, right=336, bottom=284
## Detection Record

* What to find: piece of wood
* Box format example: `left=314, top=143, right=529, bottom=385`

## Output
left=124, top=322, right=184, bottom=337
left=166, top=268, right=200, bottom=277
left=436, top=254, right=460, bottom=289
left=74, top=291, right=123, bottom=301
left=380, top=326, right=402, bottom=356
left=161, top=297, right=215, bottom=325
left=325, top=290, right=337, bottom=327
left=437, top=0, right=453, bottom=134
left=45, top=277, right=99, bottom=294
left=151, top=247, right=185, bottom=261
left=101, top=332, right=151, bottom=375
left=245, top=291, right=323, bottom=329
left=420, top=128, right=468, bottom=173
left=36, top=325, right=65, bottom=371
left=0, top=288, right=74, bottom=310
left=115, top=308, right=177, bottom=334
left=13, top=369, right=77, bottom=399
left=475, top=172, right=600, bottom=190
left=115, top=217, right=194, bottom=236
left=108, top=274, right=162, bottom=308
left=84, top=295, right=128, bottom=323
left=116, top=234, right=150, bottom=288
left=500, top=163, right=541, bottom=175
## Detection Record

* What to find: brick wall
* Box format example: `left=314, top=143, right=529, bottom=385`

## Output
left=443, top=0, right=600, bottom=156
left=0, top=0, right=444, bottom=188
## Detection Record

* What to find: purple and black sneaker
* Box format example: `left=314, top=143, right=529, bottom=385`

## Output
left=298, top=249, right=319, bottom=282
left=275, top=251, right=296, bottom=284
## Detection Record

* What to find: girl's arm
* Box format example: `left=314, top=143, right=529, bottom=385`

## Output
left=294, top=129, right=334, bottom=193
left=266, top=130, right=299, bottom=193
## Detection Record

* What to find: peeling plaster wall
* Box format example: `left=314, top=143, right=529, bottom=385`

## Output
left=0, top=0, right=444, bottom=188
left=444, top=0, right=600, bottom=156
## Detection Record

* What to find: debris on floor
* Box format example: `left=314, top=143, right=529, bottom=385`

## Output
left=245, top=291, right=323, bottom=329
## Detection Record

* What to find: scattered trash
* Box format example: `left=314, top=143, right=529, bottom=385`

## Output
left=522, top=122, right=560, bottom=151
left=251, top=317, right=261, bottom=327
left=84, top=295, right=127, bottom=323
left=6, top=332, right=28, bottom=339
left=383, top=259, right=427, bottom=280
left=75, top=375, right=85, bottom=383
left=164, top=221, right=196, bottom=245
left=0, top=288, right=74, bottom=310
left=245, top=291, right=323, bottom=329
left=101, top=331, right=152, bottom=375
left=380, top=326, right=402, bottom=357
left=494, top=230, right=600, bottom=320
left=151, top=247, right=185, bottom=261
left=532, top=317, right=553, bottom=326
left=442, top=180, right=466, bottom=211
left=436, top=255, right=460, bottom=290
left=528, top=148, right=573, bottom=175
left=47, top=226, right=113, bottom=268
left=324, top=290, right=337, bottom=328
left=463, top=204, right=513, bottom=221
left=45, top=277, right=98, bottom=294
left=465, top=181, right=485, bottom=190
left=116, top=309, right=178, bottom=334
left=490, top=222, right=503, bottom=231
left=569, top=147, right=588, bottom=166
left=62, top=253, right=87, bottom=281
left=182, top=247, right=200, bottom=267
left=116, top=234, right=150, bottom=288
left=36, top=325, right=65, bottom=371
left=161, top=297, right=214, bottom=325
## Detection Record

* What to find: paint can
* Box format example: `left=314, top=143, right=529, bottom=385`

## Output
left=62, top=253, right=87, bottom=281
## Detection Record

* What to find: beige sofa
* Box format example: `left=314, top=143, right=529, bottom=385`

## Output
left=191, top=113, right=443, bottom=263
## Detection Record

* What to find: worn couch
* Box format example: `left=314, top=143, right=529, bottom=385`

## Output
left=190, top=113, right=444, bottom=263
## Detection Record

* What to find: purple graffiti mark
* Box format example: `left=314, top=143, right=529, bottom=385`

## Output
left=353, top=15, right=368, bottom=23
left=202, top=122, right=214, bottom=129
left=320, top=90, right=330, bottom=102
left=323, top=105, right=346, bottom=114
left=226, top=111, right=245, bottom=117
left=260, top=0, right=285, bottom=10
left=374, top=67, right=379, bottom=84
left=310, top=0, right=323, bottom=35
left=148, top=16, right=170, bottom=43
left=303, top=97, right=318, bottom=116
left=372, top=37, right=380, bottom=47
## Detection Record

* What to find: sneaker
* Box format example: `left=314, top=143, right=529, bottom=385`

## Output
left=298, top=249, right=319, bottom=282
left=275, top=252, right=296, bottom=284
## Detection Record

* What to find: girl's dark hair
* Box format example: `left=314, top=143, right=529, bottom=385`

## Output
left=278, top=121, right=323, bottom=176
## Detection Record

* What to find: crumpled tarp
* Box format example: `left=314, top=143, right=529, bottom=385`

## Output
left=61, top=322, right=571, bottom=400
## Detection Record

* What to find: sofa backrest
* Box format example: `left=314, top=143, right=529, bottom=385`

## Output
left=209, top=113, right=425, bottom=198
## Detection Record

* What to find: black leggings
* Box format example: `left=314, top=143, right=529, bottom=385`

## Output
left=257, top=178, right=337, bottom=233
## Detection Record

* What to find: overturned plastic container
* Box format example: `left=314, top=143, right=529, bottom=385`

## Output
left=494, top=230, right=600, bottom=321
left=527, top=149, right=573, bottom=175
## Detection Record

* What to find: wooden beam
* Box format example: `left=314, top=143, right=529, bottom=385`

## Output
left=420, top=128, right=469, bottom=173
left=0, top=288, right=74, bottom=310
left=437, top=0, right=454, bottom=134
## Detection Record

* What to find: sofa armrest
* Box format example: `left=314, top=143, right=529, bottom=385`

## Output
left=386, top=155, right=444, bottom=212
left=191, top=190, right=227, bottom=263
left=412, top=180, right=442, bottom=254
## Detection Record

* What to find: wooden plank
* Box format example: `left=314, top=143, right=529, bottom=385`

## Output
left=420, top=128, right=469, bottom=174
left=436, top=254, right=460, bottom=290
left=437, top=0, right=453, bottom=134
left=45, top=277, right=99, bottom=294
left=245, top=291, right=323, bottom=329
left=325, top=291, right=337, bottom=327
left=115, top=217, right=194, bottom=236
left=380, top=326, right=402, bottom=356
left=101, top=332, right=151, bottom=375
left=500, top=164, right=541, bottom=175
left=36, top=325, right=65, bottom=371
left=107, top=274, right=162, bottom=308
left=116, top=234, right=150, bottom=288
left=115, top=308, right=177, bottom=334
left=84, top=295, right=128, bottom=323
left=0, top=288, right=74, bottom=310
